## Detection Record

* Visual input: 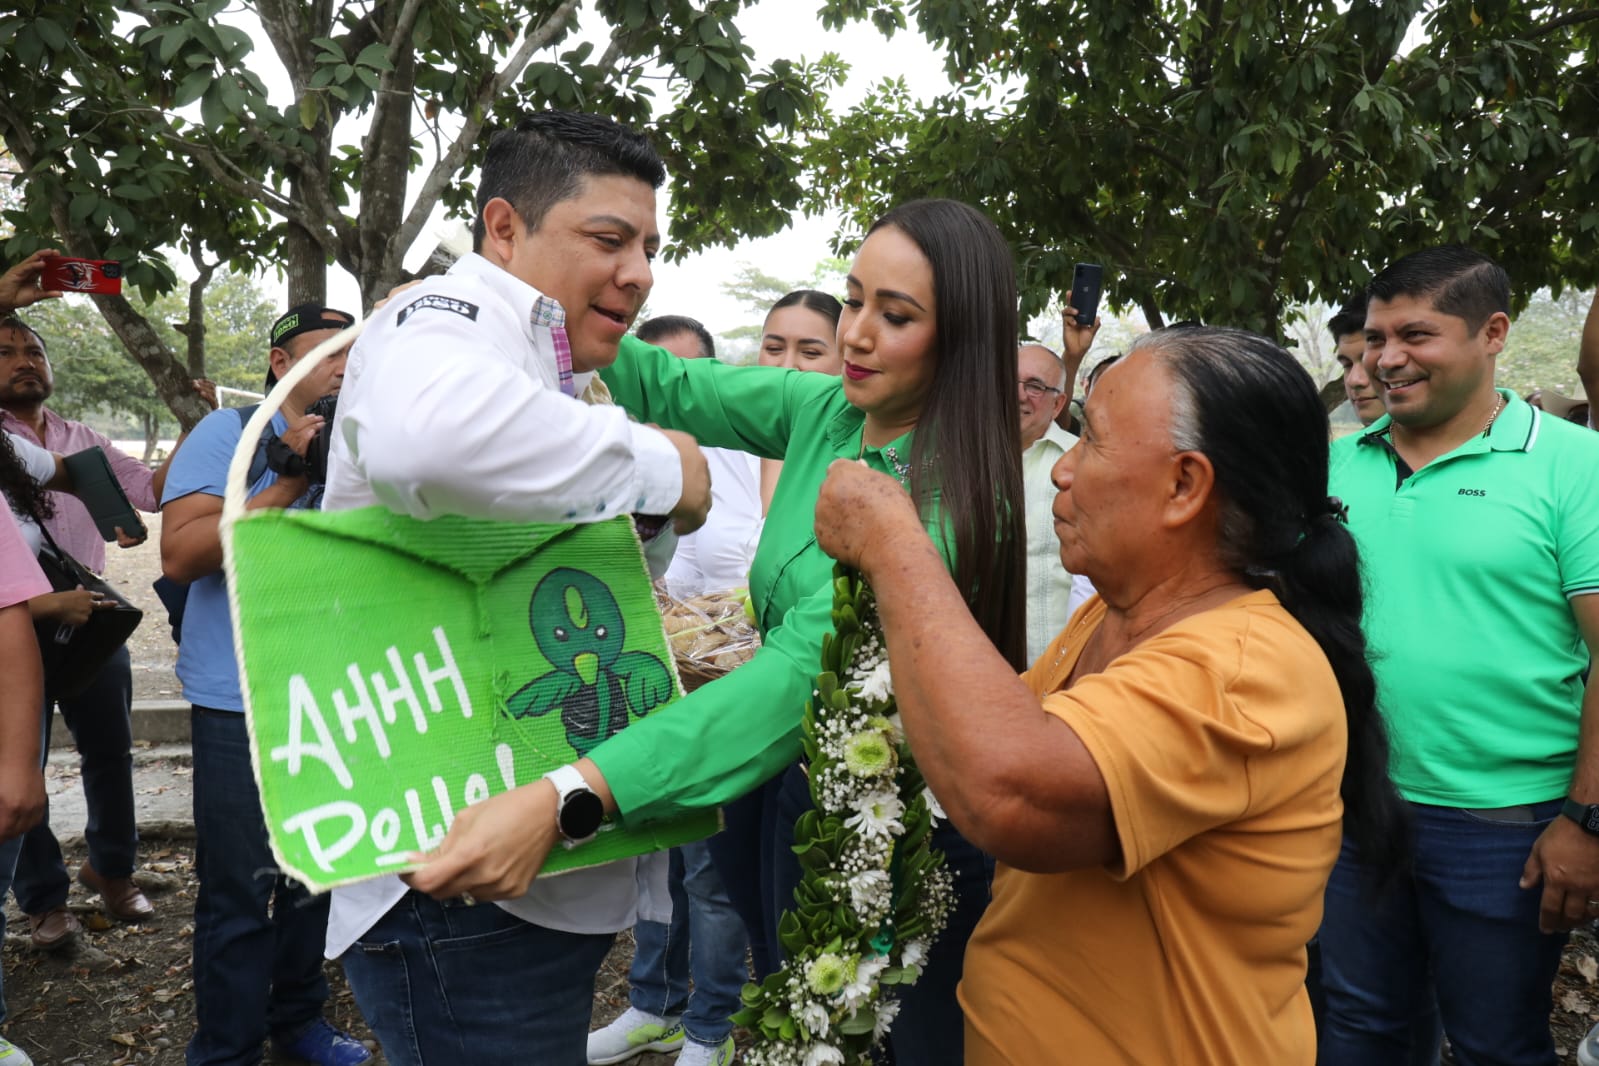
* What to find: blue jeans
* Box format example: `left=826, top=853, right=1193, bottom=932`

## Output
left=1318, top=799, right=1567, bottom=1066
left=630, top=840, right=749, bottom=1046
left=188, top=707, right=330, bottom=1066
left=14, top=646, right=138, bottom=914
left=0, top=832, right=21, bottom=1026
left=706, top=776, right=783, bottom=980
left=772, top=763, right=992, bottom=1066
left=342, top=891, right=616, bottom=1066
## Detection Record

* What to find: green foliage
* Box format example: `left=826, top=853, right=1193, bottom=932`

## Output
left=0, top=0, right=840, bottom=424
left=22, top=274, right=277, bottom=451
left=809, top=0, right=1599, bottom=338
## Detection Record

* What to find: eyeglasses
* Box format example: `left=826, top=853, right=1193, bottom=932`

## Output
left=1018, top=378, right=1063, bottom=399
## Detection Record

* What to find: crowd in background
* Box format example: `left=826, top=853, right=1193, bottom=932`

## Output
left=1, top=106, right=1599, bottom=1066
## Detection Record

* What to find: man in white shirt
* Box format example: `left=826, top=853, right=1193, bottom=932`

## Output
left=322, top=111, right=711, bottom=1066
left=1018, top=343, right=1094, bottom=665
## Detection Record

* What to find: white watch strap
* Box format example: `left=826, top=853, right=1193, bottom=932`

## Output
left=543, top=764, right=587, bottom=799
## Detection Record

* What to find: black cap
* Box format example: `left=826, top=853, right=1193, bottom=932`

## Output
left=266, top=303, right=354, bottom=388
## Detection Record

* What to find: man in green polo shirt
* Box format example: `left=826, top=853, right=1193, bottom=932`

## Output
left=1317, top=245, right=1599, bottom=1065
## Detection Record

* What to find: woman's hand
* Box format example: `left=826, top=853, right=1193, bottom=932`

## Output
left=32, top=586, right=108, bottom=625
left=402, top=779, right=562, bottom=901
left=814, top=459, right=922, bottom=570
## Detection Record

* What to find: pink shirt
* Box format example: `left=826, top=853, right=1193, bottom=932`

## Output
left=1, top=408, right=157, bottom=573
left=0, top=506, right=49, bottom=609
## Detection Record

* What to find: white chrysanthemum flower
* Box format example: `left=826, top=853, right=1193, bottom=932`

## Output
left=900, top=938, right=929, bottom=970
left=844, top=791, right=905, bottom=841
left=803, top=1043, right=846, bottom=1066
left=842, top=730, right=897, bottom=777
left=872, top=998, right=903, bottom=1041
left=847, top=869, right=892, bottom=915
left=797, top=1001, right=831, bottom=1037
left=922, top=786, right=947, bottom=823
left=854, top=658, right=895, bottom=703
left=841, top=954, right=889, bottom=1008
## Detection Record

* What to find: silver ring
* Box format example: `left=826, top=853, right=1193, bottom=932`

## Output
left=1586, top=899, right=1599, bottom=909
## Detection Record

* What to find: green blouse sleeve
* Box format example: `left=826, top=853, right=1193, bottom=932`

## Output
left=591, top=574, right=838, bottom=824
left=600, top=334, right=834, bottom=460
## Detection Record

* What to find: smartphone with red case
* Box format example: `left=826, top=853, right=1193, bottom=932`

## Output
left=40, top=256, right=123, bottom=295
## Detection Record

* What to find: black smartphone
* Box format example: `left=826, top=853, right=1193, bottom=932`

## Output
left=1069, top=263, right=1104, bottom=326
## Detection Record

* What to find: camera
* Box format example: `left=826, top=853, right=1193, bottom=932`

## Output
left=263, top=393, right=338, bottom=484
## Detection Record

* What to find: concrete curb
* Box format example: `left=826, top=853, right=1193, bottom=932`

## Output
left=50, top=699, right=191, bottom=749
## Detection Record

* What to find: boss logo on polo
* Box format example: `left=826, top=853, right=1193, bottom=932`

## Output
left=397, top=295, right=480, bottom=327
left=1458, top=488, right=1487, bottom=497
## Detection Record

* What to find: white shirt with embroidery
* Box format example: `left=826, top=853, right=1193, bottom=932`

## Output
left=322, top=252, right=678, bottom=958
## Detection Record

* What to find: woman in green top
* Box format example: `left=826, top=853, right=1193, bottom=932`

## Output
left=415, top=199, right=1027, bottom=1060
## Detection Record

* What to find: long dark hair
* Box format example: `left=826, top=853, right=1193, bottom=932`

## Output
left=1, top=431, right=53, bottom=523
left=867, top=200, right=1027, bottom=670
left=1138, top=325, right=1406, bottom=878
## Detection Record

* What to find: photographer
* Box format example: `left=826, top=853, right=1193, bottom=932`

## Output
left=160, top=303, right=372, bottom=1066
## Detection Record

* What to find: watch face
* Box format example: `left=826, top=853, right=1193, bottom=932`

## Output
left=560, top=790, right=605, bottom=841
left=1586, top=809, right=1599, bottom=834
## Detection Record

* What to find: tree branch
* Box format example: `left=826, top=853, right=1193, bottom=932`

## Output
left=392, top=0, right=583, bottom=259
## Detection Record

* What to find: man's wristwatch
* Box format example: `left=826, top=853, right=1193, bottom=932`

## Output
left=544, top=765, right=604, bottom=848
left=1561, top=797, right=1599, bottom=836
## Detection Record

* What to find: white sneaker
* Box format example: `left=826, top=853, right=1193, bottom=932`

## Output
left=588, top=1007, right=684, bottom=1064
left=678, top=1036, right=736, bottom=1066
left=0, top=1038, right=34, bottom=1066
left=1579, top=1021, right=1599, bottom=1066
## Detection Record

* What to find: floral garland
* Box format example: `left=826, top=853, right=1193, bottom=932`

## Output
left=734, top=567, right=952, bottom=1065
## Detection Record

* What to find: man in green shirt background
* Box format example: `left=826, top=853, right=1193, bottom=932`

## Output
left=1318, top=246, right=1599, bottom=1065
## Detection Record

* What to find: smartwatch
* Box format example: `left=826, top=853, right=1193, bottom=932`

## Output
left=545, top=765, right=604, bottom=848
left=1561, top=797, right=1599, bottom=837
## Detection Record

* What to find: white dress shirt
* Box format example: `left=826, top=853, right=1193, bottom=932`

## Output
left=322, top=253, right=680, bottom=958
left=1022, top=421, right=1096, bottom=666
left=664, top=447, right=762, bottom=598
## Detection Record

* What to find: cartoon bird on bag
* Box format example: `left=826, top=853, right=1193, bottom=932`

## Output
left=505, top=567, right=674, bottom=754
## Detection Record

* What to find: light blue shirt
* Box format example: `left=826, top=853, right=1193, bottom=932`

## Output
left=161, top=407, right=291, bottom=712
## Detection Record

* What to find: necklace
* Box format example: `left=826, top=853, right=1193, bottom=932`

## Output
left=1481, top=392, right=1506, bottom=436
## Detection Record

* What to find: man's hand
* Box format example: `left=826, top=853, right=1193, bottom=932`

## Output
left=1061, top=303, right=1103, bottom=368
left=113, top=525, right=147, bottom=549
left=814, top=459, right=922, bottom=571
left=403, top=780, right=561, bottom=900
left=280, top=411, right=326, bottom=458
left=193, top=378, right=220, bottom=411
left=0, top=249, right=65, bottom=313
left=1520, top=814, right=1599, bottom=933
left=661, top=428, right=711, bottom=535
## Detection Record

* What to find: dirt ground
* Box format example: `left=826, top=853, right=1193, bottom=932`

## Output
left=6, top=514, right=1599, bottom=1063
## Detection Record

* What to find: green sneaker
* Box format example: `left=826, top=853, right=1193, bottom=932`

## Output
left=587, top=1007, right=685, bottom=1064
left=0, top=1038, right=35, bottom=1066
left=679, top=1034, right=736, bottom=1066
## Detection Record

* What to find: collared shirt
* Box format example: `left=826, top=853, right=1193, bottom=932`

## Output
left=1021, top=422, right=1095, bottom=665
left=321, top=253, right=685, bottom=957
left=591, top=335, right=959, bottom=825
left=1, top=408, right=156, bottom=573
left=1330, top=390, right=1599, bottom=806
left=324, top=253, right=682, bottom=521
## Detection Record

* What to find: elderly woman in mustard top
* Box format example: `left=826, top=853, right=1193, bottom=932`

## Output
left=813, top=326, right=1406, bottom=1065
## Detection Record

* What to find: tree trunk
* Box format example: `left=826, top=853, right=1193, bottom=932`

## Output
left=1320, top=374, right=1347, bottom=414
left=142, top=411, right=158, bottom=463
